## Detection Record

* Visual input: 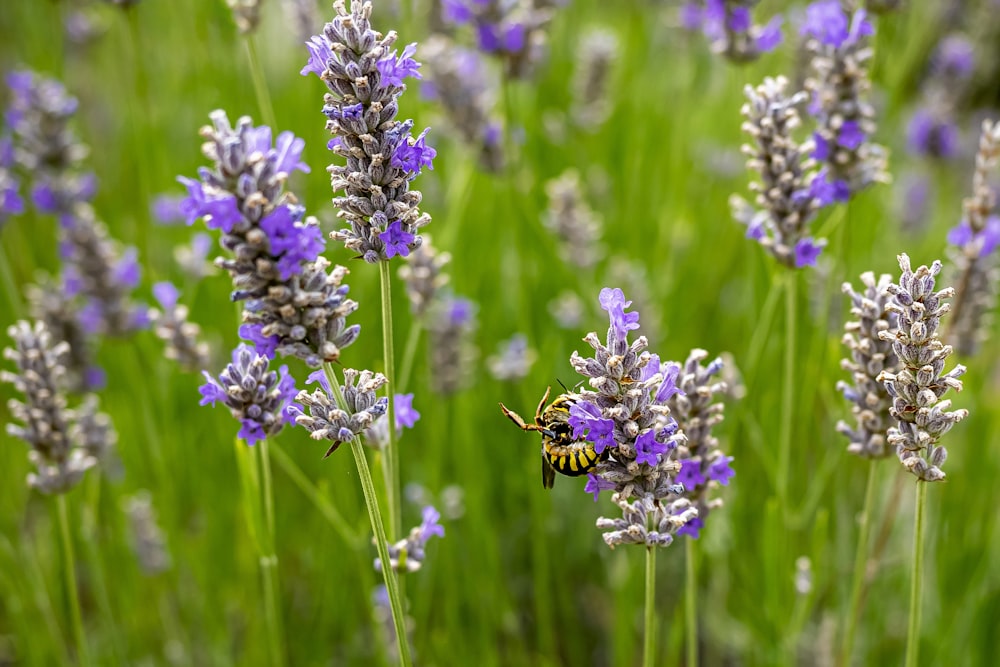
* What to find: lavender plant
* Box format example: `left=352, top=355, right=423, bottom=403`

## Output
left=123, top=491, right=172, bottom=576
left=731, top=76, right=827, bottom=268
left=946, top=119, right=1000, bottom=355
left=801, top=0, right=888, bottom=200
left=374, top=505, right=444, bottom=573
left=681, top=0, right=783, bottom=63
left=179, top=111, right=360, bottom=367
left=543, top=170, right=603, bottom=269
left=149, top=282, right=211, bottom=372
left=428, top=295, right=478, bottom=394
left=571, top=28, right=619, bottom=128
left=877, top=254, right=968, bottom=667
left=441, top=0, right=554, bottom=78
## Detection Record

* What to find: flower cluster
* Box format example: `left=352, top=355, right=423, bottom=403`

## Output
left=571, top=28, right=619, bottom=128
left=681, top=0, right=783, bottom=63
left=0, top=151, right=23, bottom=226
left=398, top=235, right=452, bottom=319
left=486, top=334, right=537, bottom=381
left=567, top=288, right=694, bottom=549
left=946, top=120, right=1000, bottom=356
left=364, top=392, right=421, bottom=450
left=730, top=76, right=827, bottom=268
left=669, top=350, right=733, bottom=539
left=442, top=0, right=554, bottom=78
left=801, top=0, right=888, bottom=199
left=374, top=506, right=444, bottom=573
left=836, top=272, right=899, bottom=459
left=428, top=295, right=479, bottom=394
left=420, top=36, right=503, bottom=172
left=149, top=282, right=211, bottom=372
left=543, top=170, right=603, bottom=269
left=877, top=255, right=968, bottom=482
left=302, top=0, right=435, bottom=262
left=25, top=280, right=100, bottom=391
left=123, top=491, right=172, bottom=576
left=180, top=111, right=360, bottom=367
left=198, top=343, right=299, bottom=446
left=290, top=368, right=388, bottom=457
left=906, top=35, right=976, bottom=161
left=2, top=320, right=119, bottom=494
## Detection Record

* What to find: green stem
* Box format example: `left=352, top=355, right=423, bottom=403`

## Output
left=644, top=546, right=657, bottom=667
left=905, top=482, right=927, bottom=667
left=397, top=323, right=422, bottom=395
left=840, top=463, right=877, bottom=667
left=245, top=35, right=277, bottom=130
left=270, top=443, right=361, bottom=547
left=379, top=261, right=401, bottom=542
left=323, top=365, right=412, bottom=667
left=777, top=271, right=797, bottom=506
left=685, top=539, right=698, bottom=667
left=57, top=495, right=88, bottom=666
left=257, top=440, right=286, bottom=667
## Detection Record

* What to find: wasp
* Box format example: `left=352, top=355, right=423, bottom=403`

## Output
left=500, top=387, right=608, bottom=489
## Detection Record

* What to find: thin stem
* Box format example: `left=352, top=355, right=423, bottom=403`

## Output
left=777, top=271, right=797, bottom=505
left=397, top=322, right=422, bottom=394
left=325, top=365, right=411, bottom=667
left=685, top=539, right=698, bottom=667
left=57, top=495, right=88, bottom=666
left=840, top=463, right=877, bottom=667
left=258, top=439, right=286, bottom=666
left=905, top=482, right=927, bottom=667
left=644, top=546, right=657, bottom=667
left=379, top=261, right=401, bottom=541
left=245, top=35, right=277, bottom=130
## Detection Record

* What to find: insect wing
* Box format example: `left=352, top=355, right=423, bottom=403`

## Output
left=541, top=453, right=556, bottom=489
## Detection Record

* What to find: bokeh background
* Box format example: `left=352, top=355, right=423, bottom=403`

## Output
left=1, top=0, right=999, bottom=665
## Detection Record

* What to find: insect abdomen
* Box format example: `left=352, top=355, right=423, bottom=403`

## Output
left=545, top=442, right=601, bottom=477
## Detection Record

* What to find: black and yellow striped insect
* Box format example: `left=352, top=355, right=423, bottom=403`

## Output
left=500, top=387, right=607, bottom=489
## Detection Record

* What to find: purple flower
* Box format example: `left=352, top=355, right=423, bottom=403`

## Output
left=392, top=128, right=437, bottom=175
left=272, top=131, right=311, bottom=175
left=395, top=393, right=421, bottom=430
left=239, top=322, right=279, bottom=358
left=677, top=459, right=706, bottom=490
left=418, top=505, right=445, bottom=542
left=584, top=473, right=616, bottom=502
left=708, top=455, right=735, bottom=485
left=114, top=248, right=141, bottom=289
left=446, top=297, right=475, bottom=327
left=260, top=204, right=325, bottom=279
left=906, top=110, right=959, bottom=159
left=301, top=35, right=333, bottom=77
left=153, top=281, right=180, bottom=310
left=568, top=400, right=616, bottom=454
left=635, top=430, right=667, bottom=467
left=305, top=368, right=331, bottom=394
left=377, top=42, right=422, bottom=88
left=838, top=121, right=865, bottom=150
left=794, top=237, right=826, bottom=268
left=151, top=193, right=186, bottom=225
left=31, top=182, right=58, bottom=214
left=948, top=216, right=1000, bottom=256
left=1, top=180, right=24, bottom=219
left=379, top=220, right=415, bottom=259
left=756, top=16, right=784, bottom=52
left=678, top=516, right=704, bottom=539
left=655, top=361, right=682, bottom=403
left=813, top=132, right=829, bottom=161
left=801, top=0, right=871, bottom=49
left=598, top=287, right=640, bottom=343
left=442, top=0, right=474, bottom=24
left=342, top=103, right=364, bottom=122
left=933, top=35, right=975, bottom=80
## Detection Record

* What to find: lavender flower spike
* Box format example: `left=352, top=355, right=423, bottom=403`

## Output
left=837, top=272, right=899, bottom=459
left=290, top=368, right=388, bottom=457
left=305, top=1, right=434, bottom=262
left=199, top=343, right=299, bottom=446
left=877, top=255, right=968, bottom=482
left=682, top=0, right=784, bottom=64
left=669, top=349, right=733, bottom=538
left=375, top=505, right=444, bottom=573
left=802, top=0, right=889, bottom=200
left=730, top=76, right=827, bottom=269
left=2, top=321, right=99, bottom=494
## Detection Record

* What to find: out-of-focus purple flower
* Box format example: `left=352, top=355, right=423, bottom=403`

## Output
left=446, top=297, right=475, bottom=327
left=635, top=430, right=668, bottom=467
left=379, top=220, right=416, bottom=259
left=756, top=16, right=783, bottom=52
left=395, top=393, right=420, bottom=430
left=677, top=516, right=704, bottom=538
left=948, top=216, right=1000, bottom=257
left=838, top=121, right=865, bottom=150
left=418, top=505, right=445, bottom=541
left=906, top=109, right=960, bottom=159
left=794, top=238, right=826, bottom=268
left=152, top=281, right=180, bottom=310
left=584, top=472, right=616, bottom=502
left=377, top=42, right=422, bottom=87
left=568, top=400, right=616, bottom=454
left=676, top=459, right=706, bottom=490
left=933, top=34, right=975, bottom=80
left=442, top=0, right=475, bottom=25
left=151, top=193, right=186, bottom=225
left=708, top=456, right=735, bottom=485
left=801, top=0, right=871, bottom=48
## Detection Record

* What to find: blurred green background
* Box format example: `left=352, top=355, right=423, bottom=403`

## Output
left=1, top=0, right=999, bottom=665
